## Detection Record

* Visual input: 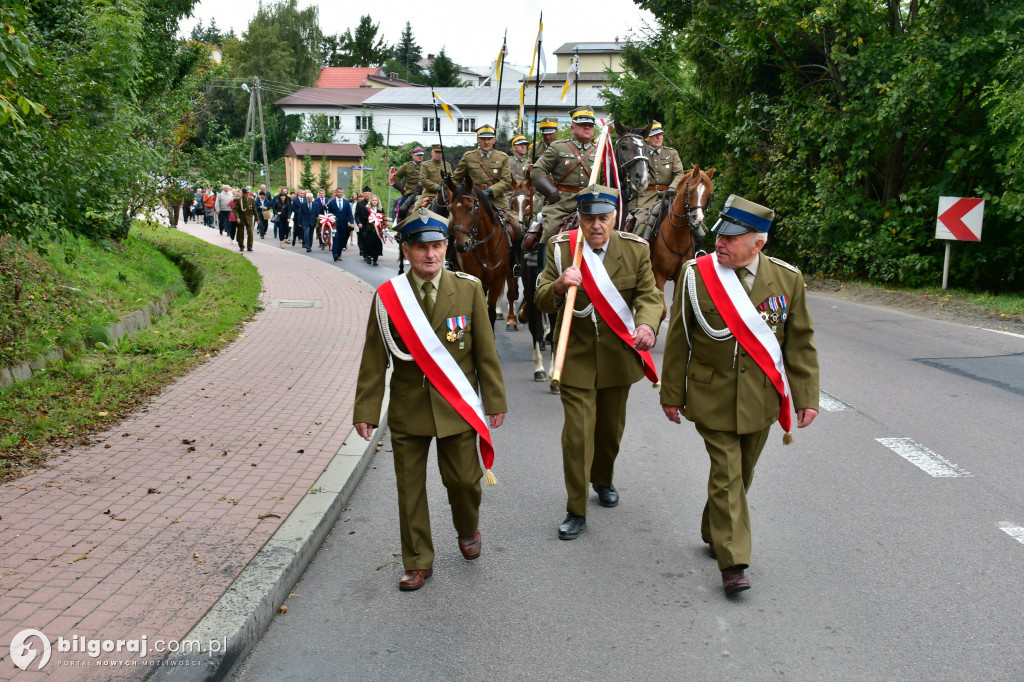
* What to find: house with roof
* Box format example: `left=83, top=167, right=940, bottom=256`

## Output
left=314, top=67, right=421, bottom=89
left=521, top=40, right=627, bottom=91
left=282, top=141, right=365, bottom=192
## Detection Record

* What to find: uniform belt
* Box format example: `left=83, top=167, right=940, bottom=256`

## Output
left=555, top=184, right=583, bottom=193
left=648, top=184, right=671, bottom=191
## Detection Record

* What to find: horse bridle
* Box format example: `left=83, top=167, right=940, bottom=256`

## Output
left=510, top=184, right=534, bottom=224
left=617, top=133, right=653, bottom=196
left=662, top=173, right=715, bottom=258
left=451, top=192, right=511, bottom=272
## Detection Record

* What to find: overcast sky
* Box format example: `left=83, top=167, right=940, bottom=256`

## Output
left=179, top=1, right=659, bottom=70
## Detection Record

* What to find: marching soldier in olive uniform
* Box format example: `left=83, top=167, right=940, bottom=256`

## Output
left=235, top=187, right=256, bottom=253
left=419, top=144, right=452, bottom=206
left=531, top=108, right=600, bottom=250
left=508, top=134, right=530, bottom=183
left=535, top=185, right=663, bottom=540
left=452, top=125, right=513, bottom=204
left=529, top=117, right=559, bottom=161
left=392, top=147, right=426, bottom=213
left=628, top=121, right=686, bottom=240
left=354, top=209, right=508, bottom=591
left=660, top=195, right=819, bottom=596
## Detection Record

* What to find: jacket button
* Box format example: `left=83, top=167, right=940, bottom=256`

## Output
left=740, top=367, right=746, bottom=373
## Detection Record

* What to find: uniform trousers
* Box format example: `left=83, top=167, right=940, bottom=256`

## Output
left=696, top=424, right=771, bottom=571
left=390, top=429, right=482, bottom=570
left=236, top=217, right=253, bottom=250
left=559, top=384, right=631, bottom=516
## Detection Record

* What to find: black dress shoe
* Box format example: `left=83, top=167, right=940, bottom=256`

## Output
left=593, top=484, right=619, bottom=508
left=558, top=512, right=586, bottom=540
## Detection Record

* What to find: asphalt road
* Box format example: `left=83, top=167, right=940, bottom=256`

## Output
left=235, top=241, right=1024, bottom=681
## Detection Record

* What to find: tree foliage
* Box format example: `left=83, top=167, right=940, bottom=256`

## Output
left=338, top=15, right=390, bottom=68
left=299, top=155, right=316, bottom=190
left=429, top=48, right=462, bottom=88
left=393, top=22, right=423, bottom=75
left=300, top=113, right=335, bottom=143
left=612, top=0, right=1024, bottom=291
left=317, top=155, right=333, bottom=195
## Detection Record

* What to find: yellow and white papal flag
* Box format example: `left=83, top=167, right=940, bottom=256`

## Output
left=432, top=90, right=464, bottom=122
left=560, top=55, right=579, bottom=103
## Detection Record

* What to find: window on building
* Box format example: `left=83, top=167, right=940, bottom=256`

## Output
left=457, top=117, right=476, bottom=133
left=328, top=116, right=341, bottom=130
left=355, top=115, right=372, bottom=131
left=422, top=117, right=436, bottom=132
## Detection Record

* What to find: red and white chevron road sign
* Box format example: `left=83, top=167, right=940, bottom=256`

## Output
left=935, top=196, right=984, bottom=241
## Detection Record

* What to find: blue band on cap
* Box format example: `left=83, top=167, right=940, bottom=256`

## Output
left=577, top=191, right=617, bottom=206
left=723, top=206, right=772, bottom=232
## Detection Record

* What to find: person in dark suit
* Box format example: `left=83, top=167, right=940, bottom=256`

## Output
left=328, top=188, right=354, bottom=262
left=354, top=186, right=371, bottom=258
left=354, top=209, right=507, bottom=591
left=255, top=190, right=272, bottom=239
left=291, top=189, right=304, bottom=247
left=312, top=189, right=330, bottom=249
left=296, top=191, right=317, bottom=252
left=272, top=189, right=291, bottom=248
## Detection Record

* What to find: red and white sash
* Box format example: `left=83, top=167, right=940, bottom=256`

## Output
left=376, top=275, right=496, bottom=470
left=568, top=231, right=659, bottom=384
left=695, top=253, right=792, bottom=433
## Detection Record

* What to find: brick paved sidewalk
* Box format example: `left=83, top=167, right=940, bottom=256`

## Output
left=0, top=222, right=373, bottom=680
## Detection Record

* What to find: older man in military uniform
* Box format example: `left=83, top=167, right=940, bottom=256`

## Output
left=660, top=196, right=819, bottom=596
left=627, top=121, right=686, bottom=240
left=531, top=107, right=601, bottom=255
left=452, top=125, right=512, bottom=204
left=354, top=208, right=508, bottom=591
left=234, top=187, right=256, bottom=253
left=535, top=185, right=663, bottom=540
left=419, top=144, right=452, bottom=207
left=508, top=134, right=530, bottom=183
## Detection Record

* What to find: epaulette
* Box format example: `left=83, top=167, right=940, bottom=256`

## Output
left=454, top=271, right=481, bottom=283
left=768, top=256, right=801, bottom=273
left=617, top=231, right=648, bottom=245
left=682, top=258, right=697, bottom=268
left=551, top=232, right=572, bottom=243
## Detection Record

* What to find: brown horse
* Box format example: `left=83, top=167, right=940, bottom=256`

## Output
left=650, top=165, right=716, bottom=320
left=448, top=176, right=517, bottom=330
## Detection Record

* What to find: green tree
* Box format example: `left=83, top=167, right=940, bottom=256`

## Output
left=393, top=21, right=423, bottom=76
left=321, top=34, right=344, bottom=67
left=361, top=116, right=383, bottom=150
left=189, top=18, right=225, bottom=45
left=317, top=154, right=333, bottom=194
left=299, top=155, right=316, bottom=190
left=340, top=15, right=390, bottom=67
left=429, top=47, right=462, bottom=87
left=300, top=113, right=335, bottom=143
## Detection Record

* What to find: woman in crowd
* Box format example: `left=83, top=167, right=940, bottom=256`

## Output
left=228, top=188, right=239, bottom=241
left=182, top=187, right=194, bottom=223
left=362, top=194, right=386, bottom=266
left=272, top=188, right=292, bottom=249
left=203, top=188, right=216, bottom=227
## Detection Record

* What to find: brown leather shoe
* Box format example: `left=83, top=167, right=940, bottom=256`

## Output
left=399, top=569, right=433, bottom=591
left=707, top=542, right=717, bottom=560
left=721, top=566, right=750, bottom=595
left=458, top=530, right=482, bottom=560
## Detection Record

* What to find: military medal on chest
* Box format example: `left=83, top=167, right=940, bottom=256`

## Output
left=757, top=296, right=788, bottom=331
left=446, top=315, right=467, bottom=343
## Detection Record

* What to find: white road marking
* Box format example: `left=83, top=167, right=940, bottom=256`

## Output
left=875, top=438, right=971, bottom=477
left=819, top=390, right=854, bottom=412
left=971, top=326, right=1024, bottom=340
left=999, top=522, right=1024, bottom=545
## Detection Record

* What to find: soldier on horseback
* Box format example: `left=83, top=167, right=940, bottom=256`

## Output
left=627, top=121, right=685, bottom=241
left=530, top=107, right=600, bottom=269
left=508, top=134, right=530, bottom=184
left=420, top=144, right=452, bottom=208
left=452, top=125, right=513, bottom=205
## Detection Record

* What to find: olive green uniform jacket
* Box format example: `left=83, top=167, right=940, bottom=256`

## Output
left=659, top=254, right=820, bottom=432
left=509, top=154, right=530, bottom=183
left=354, top=270, right=507, bottom=435
left=418, top=158, right=452, bottom=202
left=452, top=149, right=513, bottom=204
left=530, top=139, right=599, bottom=242
left=393, top=160, right=423, bottom=196
left=535, top=231, right=663, bottom=389
left=630, top=146, right=686, bottom=215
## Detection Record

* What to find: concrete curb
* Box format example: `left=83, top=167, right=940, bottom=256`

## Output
left=149, top=412, right=388, bottom=681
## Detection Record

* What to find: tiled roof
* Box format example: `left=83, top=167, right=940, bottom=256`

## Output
left=274, top=88, right=378, bottom=107
left=283, top=142, right=364, bottom=159
left=315, top=67, right=383, bottom=88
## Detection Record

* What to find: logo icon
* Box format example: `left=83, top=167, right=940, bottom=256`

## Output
left=10, top=629, right=51, bottom=670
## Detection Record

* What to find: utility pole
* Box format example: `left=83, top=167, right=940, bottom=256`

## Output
left=255, top=77, right=270, bottom=187
left=244, top=77, right=269, bottom=188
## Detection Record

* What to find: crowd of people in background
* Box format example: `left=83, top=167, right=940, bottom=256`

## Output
left=169, top=182, right=400, bottom=264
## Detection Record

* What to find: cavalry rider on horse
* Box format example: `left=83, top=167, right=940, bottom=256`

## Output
left=451, top=124, right=516, bottom=270
left=627, top=121, right=686, bottom=241
left=508, top=134, right=530, bottom=185
left=393, top=147, right=426, bottom=215
left=530, top=107, right=601, bottom=272
left=529, top=117, right=559, bottom=160
left=420, top=144, right=453, bottom=209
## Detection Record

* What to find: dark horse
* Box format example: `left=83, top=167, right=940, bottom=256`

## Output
left=651, top=165, right=716, bottom=320
left=509, top=177, right=549, bottom=380
left=613, top=121, right=653, bottom=231
left=448, top=176, right=516, bottom=329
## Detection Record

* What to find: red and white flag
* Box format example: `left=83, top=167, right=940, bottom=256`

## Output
left=376, top=275, right=496, bottom=470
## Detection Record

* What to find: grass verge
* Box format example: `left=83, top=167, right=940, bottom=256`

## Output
left=0, top=223, right=261, bottom=482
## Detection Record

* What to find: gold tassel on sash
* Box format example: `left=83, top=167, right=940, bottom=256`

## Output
left=484, top=468, right=498, bottom=486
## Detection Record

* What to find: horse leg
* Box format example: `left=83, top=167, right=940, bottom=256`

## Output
left=532, top=341, right=547, bottom=381
left=505, top=277, right=518, bottom=332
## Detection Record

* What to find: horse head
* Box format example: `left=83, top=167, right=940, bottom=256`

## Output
left=510, top=178, right=533, bottom=225
left=614, top=124, right=653, bottom=197
left=676, top=164, right=716, bottom=232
